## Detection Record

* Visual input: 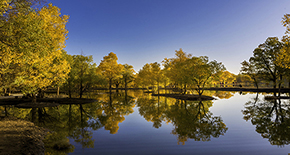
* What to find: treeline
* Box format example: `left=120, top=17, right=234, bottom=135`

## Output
left=136, top=49, right=227, bottom=95
left=61, top=49, right=239, bottom=98
left=0, top=1, right=235, bottom=99
left=4, top=1, right=290, bottom=100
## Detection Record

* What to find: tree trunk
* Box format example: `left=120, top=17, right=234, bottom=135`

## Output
left=4, top=106, right=7, bottom=117
left=68, top=80, right=72, bottom=98
left=183, top=84, right=187, bottom=94
left=109, top=78, right=112, bottom=93
left=157, top=82, right=160, bottom=94
left=253, top=78, right=259, bottom=89
left=32, top=94, right=37, bottom=104
left=278, top=74, right=282, bottom=97
left=80, top=78, right=83, bottom=98
left=125, top=78, right=127, bottom=91
left=115, top=83, right=119, bottom=93
left=273, top=78, right=277, bottom=89
left=57, top=86, right=60, bottom=96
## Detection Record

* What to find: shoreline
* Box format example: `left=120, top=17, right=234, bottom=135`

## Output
left=204, top=87, right=290, bottom=93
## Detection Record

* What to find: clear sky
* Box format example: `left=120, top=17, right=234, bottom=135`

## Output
left=49, top=0, right=290, bottom=74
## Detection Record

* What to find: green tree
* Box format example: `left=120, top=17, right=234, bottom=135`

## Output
left=249, top=37, right=284, bottom=89
left=63, top=54, right=100, bottom=98
left=240, top=60, right=260, bottom=88
left=186, top=56, right=225, bottom=95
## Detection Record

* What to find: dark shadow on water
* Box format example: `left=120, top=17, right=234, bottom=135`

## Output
left=242, top=92, right=290, bottom=146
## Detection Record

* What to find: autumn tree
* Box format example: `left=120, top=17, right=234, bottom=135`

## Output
left=277, top=14, right=290, bottom=69
left=186, top=56, right=225, bottom=95
left=161, top=69, right=170, bottom=91
left=162, top=49, right=192, bottom=93
left=121, top=64, right=135, bottom=90
left=98, top=52, right=124, bottom=92
left=136, top=63, right=153, bottom=89
left=150, top=62, right=163, bottom=93
left=0, top=0, right=44, bottom=94
left=163, top=49, right=225, bottom=95
left=217, top=71, right=236, bottom=87
left=276, top=14, right=290, bottom=88
left=0, top=3, right=70, bottom=101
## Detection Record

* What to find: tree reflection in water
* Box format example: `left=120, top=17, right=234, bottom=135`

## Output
left=2, top=91, right=136, bottom=154
left=97, top=91, right=135, bottom=134
left=136, top=95, right=228, bottom=145
left=242, top=93, right=290, bottom=146
left=1, top=90, right=229, bottom=153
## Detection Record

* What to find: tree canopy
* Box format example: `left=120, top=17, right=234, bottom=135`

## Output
left=0, top=2, right=70, bottom=98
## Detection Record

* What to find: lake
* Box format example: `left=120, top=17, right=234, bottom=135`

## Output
left=1, top=90, right=290, bottom=155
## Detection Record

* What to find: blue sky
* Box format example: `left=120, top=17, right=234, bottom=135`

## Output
left=49, top=0, right=290, bottom=74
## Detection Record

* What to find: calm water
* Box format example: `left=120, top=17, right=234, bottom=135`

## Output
left=2, top=90, right=290, bottom=155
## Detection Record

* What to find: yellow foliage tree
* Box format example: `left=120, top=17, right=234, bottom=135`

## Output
left=162, top=48, right=192, bottom=92
left=98, top=52, right=124, bottom=91
left=0, top=3, right=70, bottom=99
left=121, top=64, right=135, bottom=90
left=277, top=14, right=290, bottom=69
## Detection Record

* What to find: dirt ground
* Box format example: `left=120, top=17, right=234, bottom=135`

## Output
left=0, top=117, right=48, bottom=155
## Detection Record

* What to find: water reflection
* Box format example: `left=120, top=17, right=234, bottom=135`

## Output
left=242, top=93, right=290, bottom=146
left=98, top=92, right=135, bottom=134
left=136, top=94, right=228, bottom=145
left=213, top=91, right=234, bottom=99
left=3, top=101, right=103, bottom=154
left=0, top=90, right=229, bottom=154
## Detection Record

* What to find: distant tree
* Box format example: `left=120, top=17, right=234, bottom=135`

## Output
left=161, top=69, right=171, bottom=90
left=219, top=71, right=236, bottom=86
left=137, top=63, right=153, bottom=89
left=98, top=52, right=124, bottom=92
left=121, top=64, right=135, bottom=90
left=186, top=57, right=225, bottom=95
left=162, top=49, right=192, bottom=93
left=240, top=60, right=260, bottom=88
left=150, top=62, right=163, bottom=94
